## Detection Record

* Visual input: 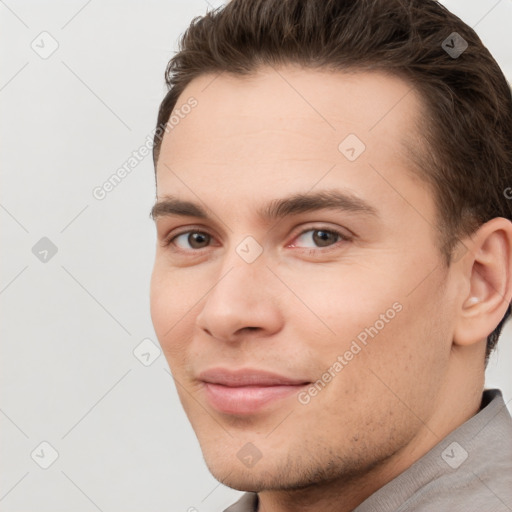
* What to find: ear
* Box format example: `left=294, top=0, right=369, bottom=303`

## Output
left=453, top=217, right=512, bottom=348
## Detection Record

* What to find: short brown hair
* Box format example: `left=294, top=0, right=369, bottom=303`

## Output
left=153, top=0, right=512, bottom=363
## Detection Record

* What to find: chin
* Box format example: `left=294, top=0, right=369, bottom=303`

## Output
left=201, top=452, right=274, bottom=492
left=208, top=465, right=270, bottom=492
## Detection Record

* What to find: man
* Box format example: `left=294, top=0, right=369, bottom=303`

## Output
left=149, top=0, right=512, bottom=510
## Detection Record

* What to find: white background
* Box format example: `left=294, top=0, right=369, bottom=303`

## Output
left=1, top=1, right=511, bottom=511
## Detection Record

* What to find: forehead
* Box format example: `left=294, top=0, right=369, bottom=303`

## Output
left=158, top=66, right=422, bottom=162
left=155, top=66, right=427, bottom=216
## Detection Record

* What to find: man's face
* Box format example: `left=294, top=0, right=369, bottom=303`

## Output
left=150, top=67, right=457, bottom=491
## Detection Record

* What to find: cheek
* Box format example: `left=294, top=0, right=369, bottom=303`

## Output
left=289, top=261, right=450, bottom=401
left=333, top=279, right=451, bottom=425
left=281, top=263, right=403, bottom=349
left=149, top=266, right=170, bottom=339
left=297, top=299, right=449, bottom=454
left=149, top=265, right=192, bottom=361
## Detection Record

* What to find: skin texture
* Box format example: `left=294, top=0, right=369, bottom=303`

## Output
left=150, top=66, right=512, bottom=512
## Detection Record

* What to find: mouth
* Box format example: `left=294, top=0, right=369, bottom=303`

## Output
left=198, top=367, right=311, bottom=415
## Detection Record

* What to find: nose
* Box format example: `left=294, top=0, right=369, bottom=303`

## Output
left=195, top=252, right=284, bottom=343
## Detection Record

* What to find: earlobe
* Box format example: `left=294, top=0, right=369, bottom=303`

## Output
left=453, top=217, right=512, bottom=348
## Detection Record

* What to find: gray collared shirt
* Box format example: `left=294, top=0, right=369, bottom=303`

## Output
left=224, top=388, right=512, bottom=511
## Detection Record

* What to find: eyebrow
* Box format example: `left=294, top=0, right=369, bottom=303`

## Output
left=150, top=190, right=378, bottom=222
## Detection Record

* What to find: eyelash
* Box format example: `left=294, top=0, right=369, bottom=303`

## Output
left=161, top=225, right=351, bottom=255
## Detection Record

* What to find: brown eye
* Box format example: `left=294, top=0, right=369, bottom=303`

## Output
left=185, top=232, right=211, bottom=249
left=293, top=228, right=345, bottom=249
left=312, top=229, right=340, bottom=247
left=169, top=230, right=212, bottom=249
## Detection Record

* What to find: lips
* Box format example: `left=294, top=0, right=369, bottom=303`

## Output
left=198, top=368, right=310, bottom=415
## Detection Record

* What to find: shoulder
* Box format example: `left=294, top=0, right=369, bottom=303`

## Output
left=398, top=468, right=512, bottom=512
left=399, top=389, right=512, bottom=511
left=222, top=492, right=258, bottom=512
